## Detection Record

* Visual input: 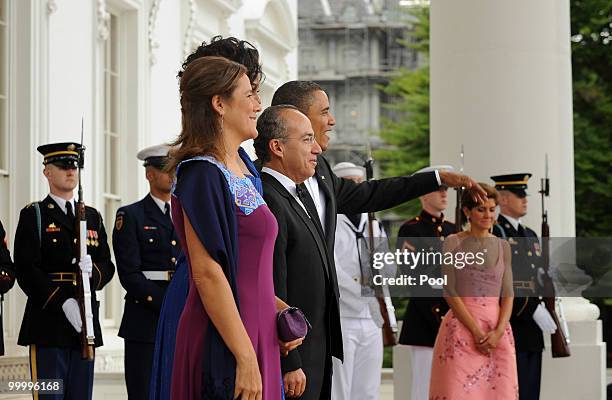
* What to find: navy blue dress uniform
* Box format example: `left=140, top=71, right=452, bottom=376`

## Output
left=397, top=210, right=457, bottom=346
left=14, top=142, right=115, bottom=399
left=491, top=173, right=544, bottom=400
left=113, top=145, right=179, bottom=400
left=0, top=219, right=17, bottom=355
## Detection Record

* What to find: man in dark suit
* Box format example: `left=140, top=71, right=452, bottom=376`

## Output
left=270, top=82, right=485, bottom=398
left=0, top=219, right=16, bottom=356
left=396, top=166, right=457, bottom=400
left=14, top=142, right=115, bottom=400
left=113, top=144, right=180, bottom=400
left=255, top=105, right=325, bottom=399
left=491, top=173, right=557, bottom=400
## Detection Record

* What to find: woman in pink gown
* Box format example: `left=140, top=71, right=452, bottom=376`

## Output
left=429, top=184, right=518, bottom=400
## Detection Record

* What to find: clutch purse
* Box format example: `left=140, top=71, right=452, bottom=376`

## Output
left=277, top=307, right=311, bottom=342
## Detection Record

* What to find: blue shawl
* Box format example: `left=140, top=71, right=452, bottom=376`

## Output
left=149, top=147, right=261, bottom=400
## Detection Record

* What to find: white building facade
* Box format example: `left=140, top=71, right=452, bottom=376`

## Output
left=0, top=0, right=297, bottom=394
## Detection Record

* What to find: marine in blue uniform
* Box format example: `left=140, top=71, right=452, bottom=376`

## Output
left=14, top=142, right=115, bottom=400
left=396, top=165, right=458, bottom=400
left=113, top=144, right=180, bottom=400
left=491, top=173, right=557, bottom=400
left=0, top=219, right=16, bottom=356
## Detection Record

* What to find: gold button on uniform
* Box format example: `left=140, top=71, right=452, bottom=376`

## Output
left=528, top=251, right=533, bottom=256
left=171, top=257, right=176, bottom=263
left=149, top=238, right=154, bottom=243
left=52, top=238, right=57, bottom=243
left=146, top=296, right=153, bottom=302
left=171, top=240, right=177, bottom=246
left=435, top=307, right=440, bottom=312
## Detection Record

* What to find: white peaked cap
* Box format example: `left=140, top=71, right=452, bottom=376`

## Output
left=332, top=162, right=366, bottom=178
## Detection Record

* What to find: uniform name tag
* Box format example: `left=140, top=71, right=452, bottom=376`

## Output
left=144, top=226, right=158, bottom=230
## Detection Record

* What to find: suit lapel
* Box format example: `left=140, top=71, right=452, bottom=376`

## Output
left=262, top=173, right=331, bottom=278
left=314, top=160, right=335, bottom=245
left=43, top=196, right=74, bottom=232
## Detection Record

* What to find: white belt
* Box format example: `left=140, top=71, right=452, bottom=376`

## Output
left=142, top=270, right=173, bottom=281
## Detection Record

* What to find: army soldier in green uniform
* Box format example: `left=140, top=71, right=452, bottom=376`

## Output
left=396, top=166, right=457, bottom=400
left=491, top=173, right=557, bottom=400
left=14, top=142, right=115, bottom=400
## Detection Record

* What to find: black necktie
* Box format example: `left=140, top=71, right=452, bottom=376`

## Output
left=517, top=223, right=525, bottom=237
left=65, top=201, right=75, bottom=221
left=164, top=203, right=172, bottom=221
left=296, top=183, right=325, bottom=241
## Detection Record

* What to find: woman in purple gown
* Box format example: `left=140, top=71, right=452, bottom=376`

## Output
left=166, top=56, right=300, bottom=399
left=149, top=36, right=265, bottom=400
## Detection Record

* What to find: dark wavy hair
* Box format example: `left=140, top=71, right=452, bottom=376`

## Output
left=166, top=56, right=246, bottom=173
left=462, top=183, right=499, bottom=210
left=178, top=35, right=263, bottom=87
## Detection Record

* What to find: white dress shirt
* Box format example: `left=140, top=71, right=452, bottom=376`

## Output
left=150, top=193, right=170, bottom=216
left=500, top=213, right=521, bottom=231
left=261, top=167, right=309, bottom=215
left=304, top=176, right=326, bottom=232
left=48, top=193, right=75, bottom=215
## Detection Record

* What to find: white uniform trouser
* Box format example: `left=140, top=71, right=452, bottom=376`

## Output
left=332, top=317, right=382, bottom=400
left=408, top=345, right=434, bottom=400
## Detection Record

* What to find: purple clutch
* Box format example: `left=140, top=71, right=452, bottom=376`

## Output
left=276, top=307, right=311, bottom=342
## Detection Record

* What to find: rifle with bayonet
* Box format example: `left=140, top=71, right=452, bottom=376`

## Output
left=75, top=119, right=95, bottom=360
left=454, top=145, right=465, bottom=231
left=364, top=152, right=397, bottom=347
left=540, top=154, right=570, bottom=358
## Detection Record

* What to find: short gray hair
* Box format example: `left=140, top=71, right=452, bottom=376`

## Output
left=254, top=104, right=300, bottom=163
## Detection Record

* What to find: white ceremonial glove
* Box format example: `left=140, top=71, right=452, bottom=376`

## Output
left=532, top=302, right=557, bottom=334
left=62, top=298, right=83, bottom=333
left=79, top=254, right=93, bottom=278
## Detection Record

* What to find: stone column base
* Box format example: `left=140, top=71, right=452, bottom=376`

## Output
left=541, top=319, right=605, bottom=400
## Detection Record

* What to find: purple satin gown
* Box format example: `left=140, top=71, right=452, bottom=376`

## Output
left=171, top=158, right=282, bottom=399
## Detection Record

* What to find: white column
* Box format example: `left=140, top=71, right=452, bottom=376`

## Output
left=430, top=0, right=574, bottom=234
left=421, top=1, right=604, bottom=399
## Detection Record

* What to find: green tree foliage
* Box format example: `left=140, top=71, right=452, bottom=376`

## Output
left=571, top=0, right=612, bottom=237
left=375, top=6, right=431, bottom=368
left=375, top=6, right=431, bottom=218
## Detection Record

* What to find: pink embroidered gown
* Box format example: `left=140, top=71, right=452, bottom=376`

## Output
left=429, top=236, right=518, bottom=400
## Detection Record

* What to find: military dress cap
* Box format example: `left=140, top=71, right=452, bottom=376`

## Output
left=137, top=144, right=171, bottom=169
left=332, top=162, right=365, bottom=178
left=37, top=142, right=81, bottom=169
left=490, top=173, right=532, bottom=197
left=416, top=165, right=454, bottom=188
